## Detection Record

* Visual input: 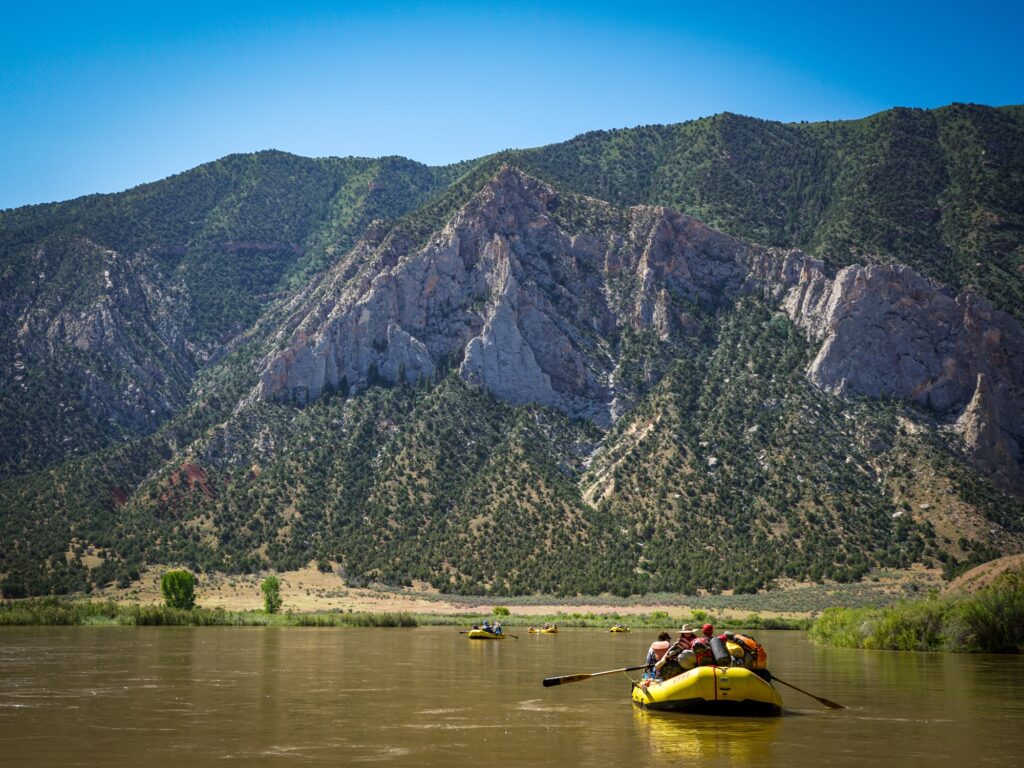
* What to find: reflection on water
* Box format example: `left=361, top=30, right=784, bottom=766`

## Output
left=634, top=708, right=779, bottom=762
left=1, top=627, right=1023, bottom=767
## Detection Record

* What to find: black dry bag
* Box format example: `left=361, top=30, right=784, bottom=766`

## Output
left=710, top=636, right=731, bottom=665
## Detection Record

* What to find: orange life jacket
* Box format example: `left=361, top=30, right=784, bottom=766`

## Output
left=731, top=633, right=768, bottom=669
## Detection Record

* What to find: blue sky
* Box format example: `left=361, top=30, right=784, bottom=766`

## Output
left=1, top=1, right=1021, bottom=210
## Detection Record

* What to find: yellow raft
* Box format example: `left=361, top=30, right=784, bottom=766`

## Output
left=609, top=626, right=631, bottom=633
left=467, top=629, right=506, bottom=640
left=631, top=666, right=782, bottom=716
left=529, top=627, right=559, bottom=634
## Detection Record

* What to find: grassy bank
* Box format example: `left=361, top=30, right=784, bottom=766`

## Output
left=0, top=599, right=417, bottom=627
left=809, top=570, right=1024, bottom=653
left=0, top=598, right=810, bottom=630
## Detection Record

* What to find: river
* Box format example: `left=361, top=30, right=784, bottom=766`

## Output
left=1, top=627, right=1021, bottom=766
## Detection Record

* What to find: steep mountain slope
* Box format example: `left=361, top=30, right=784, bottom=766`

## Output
left=2, top=163, right=1021, bottom=598
left=1, top=105, right=1023, bottom=598
left=0, top=153, right=459, bottom=476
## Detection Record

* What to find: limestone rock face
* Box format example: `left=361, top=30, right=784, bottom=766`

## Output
left=256, top=167, right=761, bottom=423
left=256, top=166, right=1023, bottom=490
left=779, top=262, right=1024, bottom=492
left=958, top=373, right=1021, bottom=489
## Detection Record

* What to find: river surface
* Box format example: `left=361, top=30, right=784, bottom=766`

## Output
left=1, top=627, right=1022, bottom=767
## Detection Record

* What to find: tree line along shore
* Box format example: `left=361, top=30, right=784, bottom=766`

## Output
left=2, top=567, right=1020, bottom=653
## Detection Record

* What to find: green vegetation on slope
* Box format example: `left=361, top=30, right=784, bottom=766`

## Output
left=0, top=152, right=457, bottom=476
left=8, top=292, right=1018, bottom=599
left=2, top=105, right=1023, bottom=598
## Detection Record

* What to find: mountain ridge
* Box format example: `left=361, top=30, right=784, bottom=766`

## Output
left=1, top=104, right=1023, bottom=598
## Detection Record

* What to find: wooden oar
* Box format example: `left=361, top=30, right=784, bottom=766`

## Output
left=542, top=665, right=647, bottom=687
left=771, top=674, right=844, bottom=709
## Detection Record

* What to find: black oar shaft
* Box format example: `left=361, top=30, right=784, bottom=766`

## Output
left=542, top=665, right=647, bottom=687
left=772, top=674, right=844, bottom=709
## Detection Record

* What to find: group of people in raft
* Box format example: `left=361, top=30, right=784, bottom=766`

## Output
left=472, top=620, right=504, bottom=634
left=642, top=623, right=768, bottom=684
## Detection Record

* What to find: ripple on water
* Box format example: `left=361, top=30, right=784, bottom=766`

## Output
left=348, top=746, right=413, bottom=762
left=515, top=698, right=571, bottom=713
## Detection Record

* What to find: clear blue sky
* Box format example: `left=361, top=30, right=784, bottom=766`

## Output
left=2, top=0, right=1021, bottom=210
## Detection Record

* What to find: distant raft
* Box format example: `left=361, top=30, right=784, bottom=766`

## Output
left=528, top=627, right=559, bottom=634
left=631, top=666, right=782, bottom=716
left=467, top=629, right=507, bottom=640
left=609, top=625, right=631, bottom=633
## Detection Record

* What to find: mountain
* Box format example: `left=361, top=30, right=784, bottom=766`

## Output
left=1, top=105, right=1022, bottom=598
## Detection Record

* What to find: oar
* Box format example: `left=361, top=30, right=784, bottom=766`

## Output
left=543, top=665, right=647, bottom=687
left=771, top=674, right=844, bottom=709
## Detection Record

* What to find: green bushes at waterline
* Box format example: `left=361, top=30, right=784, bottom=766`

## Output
left=0, top=598, right=418, bottom=628
left=810, top=570, right=1024, bottom=653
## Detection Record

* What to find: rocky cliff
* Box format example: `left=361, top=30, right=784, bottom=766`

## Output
left=257, top=166, right=765, bottom=422
left=778, top=260, right=1024, bottom=492
left=257, top=166, right=1024, bottom=492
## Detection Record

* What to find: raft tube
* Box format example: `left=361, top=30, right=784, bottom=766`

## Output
left=609, top=626, right=631, bottom=633
left=467, top=629, right=506, bottom=640
left=631, top=666, right=782, bottom=716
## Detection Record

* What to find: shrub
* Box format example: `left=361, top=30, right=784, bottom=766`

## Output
left=493, top=606, right=510, bottom=617
left=811, top=569, right=1024, bottom=653
left=161, top=570, right=196, bottom=610
left=261, top=576, right=283, bottom=614
left=957, top=571, right=1024, bottom=653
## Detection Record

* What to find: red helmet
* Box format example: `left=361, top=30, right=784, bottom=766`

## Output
left=702, top=623, right=714, bottom=636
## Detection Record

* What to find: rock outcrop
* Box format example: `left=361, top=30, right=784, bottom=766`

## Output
left=257, top=167, right=762, bottom=423
left=778, top=261, right=1024, bottom=492
left=257, top=166, right=1024, bottom=491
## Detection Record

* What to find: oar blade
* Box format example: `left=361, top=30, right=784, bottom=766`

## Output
left=772, top=674, right=845, bottom=709
left=542, top=674, right=589, bottom=687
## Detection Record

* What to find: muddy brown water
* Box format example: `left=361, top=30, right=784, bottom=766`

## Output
left=1, top=627, right=1021, bottom=766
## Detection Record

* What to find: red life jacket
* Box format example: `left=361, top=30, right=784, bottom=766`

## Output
left=691, top=638, right=714, bottom=665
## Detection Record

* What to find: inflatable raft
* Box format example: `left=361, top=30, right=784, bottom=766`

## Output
left=467, top=629, right=506, bottom=640
left=529, top=627, right=558, bottom=634
left=631, top=666, right=782, bottom=716
left=609, top=626, right=631, bottom=633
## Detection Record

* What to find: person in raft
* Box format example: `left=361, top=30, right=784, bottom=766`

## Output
left=676, top=625, right=698, bottom=651
left=689, top=624, right=716, bottom=666
left=653, top=625, right=700, bottom=680
left=644, top=632, right=673, bottom=678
